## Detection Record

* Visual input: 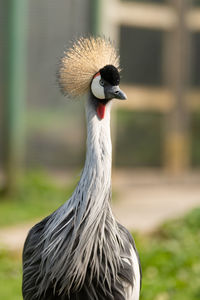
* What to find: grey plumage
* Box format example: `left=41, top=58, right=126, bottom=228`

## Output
left=22, top=37, right=141, bottom=300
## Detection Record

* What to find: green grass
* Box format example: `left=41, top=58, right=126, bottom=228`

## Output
left=0, top=251, right=22, bottom=300
left=137, top=208, right=200, bottom=300
left=0, top=172, right=75, bottom=227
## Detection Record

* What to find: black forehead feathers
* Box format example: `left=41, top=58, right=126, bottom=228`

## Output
left=99, top=65, right=120, bottom=86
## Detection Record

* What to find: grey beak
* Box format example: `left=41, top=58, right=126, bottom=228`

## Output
left=105, top=85, right=127, bottom=100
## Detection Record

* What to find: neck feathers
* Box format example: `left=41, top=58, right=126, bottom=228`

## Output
left=37, top=95, right=123, bottom=296
left=83, top=95, right=112, bottom=194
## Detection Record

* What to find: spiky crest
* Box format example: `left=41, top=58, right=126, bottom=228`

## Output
left=58, top=37, right=120, bottom=97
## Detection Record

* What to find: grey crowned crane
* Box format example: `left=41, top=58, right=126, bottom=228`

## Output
left=22, top=37, right=141, bottom=300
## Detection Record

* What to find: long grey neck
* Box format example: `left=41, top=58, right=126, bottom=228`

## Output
left=40, top=95, right=122, bottom=295
left=68, top=95, right=113, bottom=237
left=78, top=95, right=112, bottom=205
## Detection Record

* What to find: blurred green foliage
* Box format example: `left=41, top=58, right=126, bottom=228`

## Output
left=0, top=251, right=21, bottom=300
left=137, top=208, right=200, bottom=300
left=0, top=172, right=75, bottom=227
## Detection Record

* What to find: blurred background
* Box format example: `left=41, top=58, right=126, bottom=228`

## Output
left=0, top=0, right=200, bottom=299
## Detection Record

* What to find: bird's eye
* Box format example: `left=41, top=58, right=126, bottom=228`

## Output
left=99, top=79, right=104, bottom=87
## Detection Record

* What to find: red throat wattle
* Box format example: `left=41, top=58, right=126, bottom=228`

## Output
left=97, top=103, right=106, bottom=120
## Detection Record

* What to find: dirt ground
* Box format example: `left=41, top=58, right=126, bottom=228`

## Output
left=112, top=169, right=200, bottom=232
left=0, top=170, right=200, bottom=251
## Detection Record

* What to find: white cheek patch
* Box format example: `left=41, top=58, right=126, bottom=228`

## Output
left=91, top=74, right=105, bottom=99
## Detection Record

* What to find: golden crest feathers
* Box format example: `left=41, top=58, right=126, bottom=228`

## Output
left=58, top=37, right=120, bottom=98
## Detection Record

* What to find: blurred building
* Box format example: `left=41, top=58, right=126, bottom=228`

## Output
left=0, top=0, right=200, bottom=188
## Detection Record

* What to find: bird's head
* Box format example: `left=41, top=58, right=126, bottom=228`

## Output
left=90, top=64, right=126, bottom=119
left=58, top=37, right=127, bottom=120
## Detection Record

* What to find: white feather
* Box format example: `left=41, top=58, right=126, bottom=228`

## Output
left=123, top=246, right=141, bottom=300
left=91, top=74, right=105, bottom=99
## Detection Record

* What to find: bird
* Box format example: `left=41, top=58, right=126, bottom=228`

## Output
left=22, top=36, right=141, bottom=300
